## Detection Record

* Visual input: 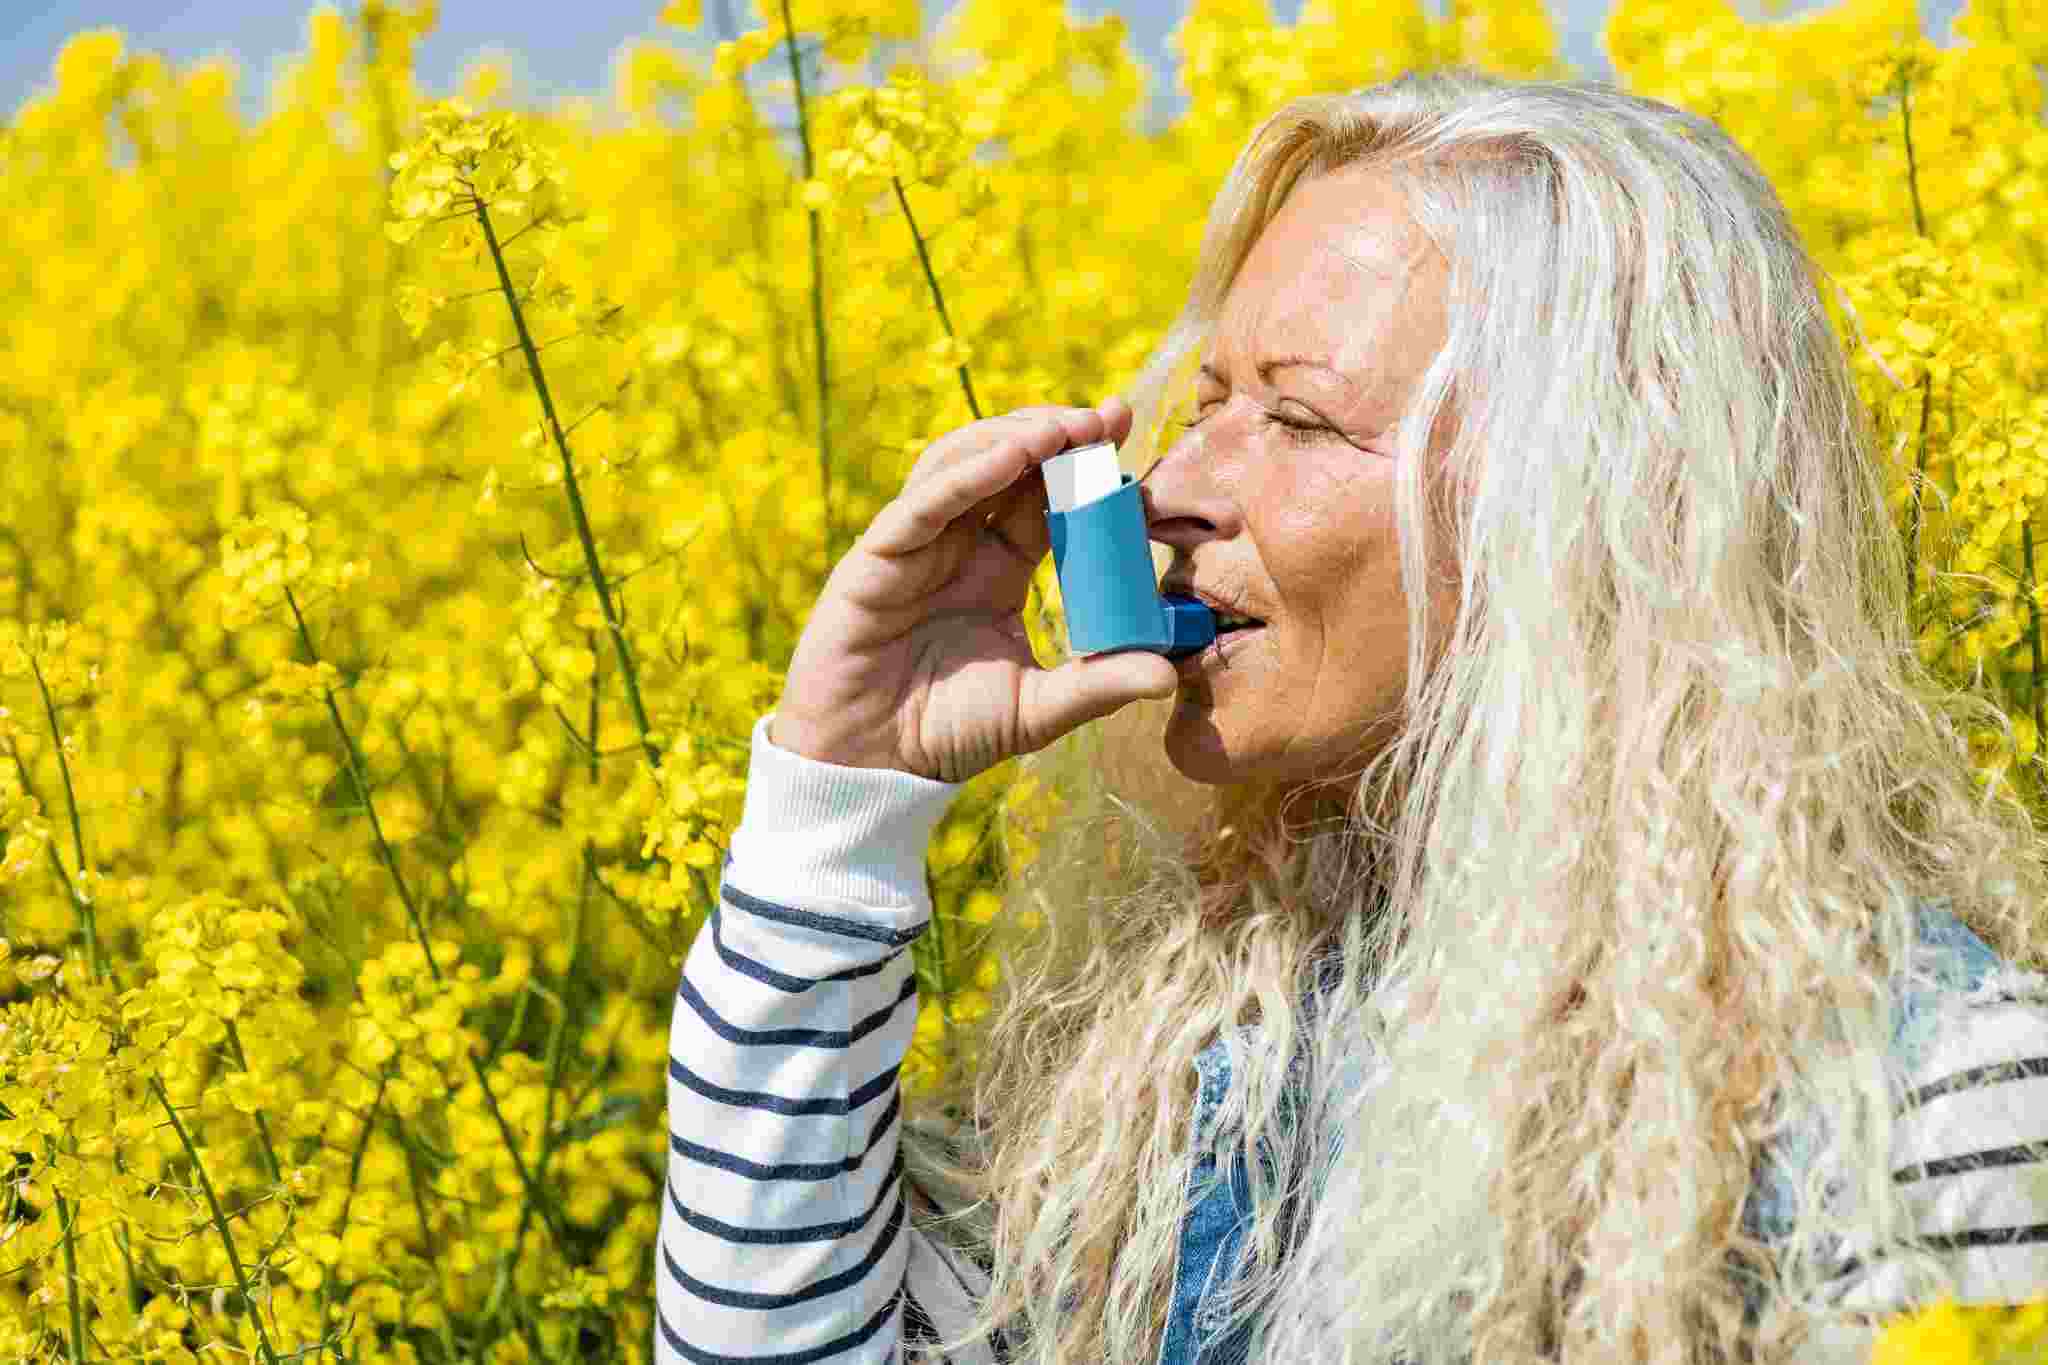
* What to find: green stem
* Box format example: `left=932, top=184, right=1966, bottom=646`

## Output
left=1899, top=72, right=1928, bottom=238
left=927, top=866, right=954, bottom=1043
left=891, top=176, right=982, bottom=422
left=1015, top=217, right=1039, bottom=298
left=887, top=172, right=993, bottom=1055
left=48, top=1136, right=84, bottom=1365
left=1905, top=372, right=1932, bottom=624
left=518, top=1310, right=548, bottom=1363
left=2024, top=521, right=2045, bottom=790
left=392, top=1115, right=462, bottom=1363
left=471, top=198, right=662, bottom=774
left=489, top=634, right=597, bottom=1312
left=673, top=367, right=775, bottom=657
left=22, top=653, right=147, bottom=1358
left=26, top=657, right=103, bottom=982
left=492, top=852, right=589, bottom=1319
left=149, top=1076, right=282, bottom=1365
left=386, top=720, right=465, bottom=858
left=222, top=1020, right=285, bottom=1187
left=316, top=1063, right=390, bottom=1355
left=778, top=4, right=837, bottom=575
left=493, top=981, right=532, bottom=1068
left=469, top=1007, right=572, bottom=1257
left=105, top=1108, right=140, bottom=1333
left=283, top=583, right=440, bottom=980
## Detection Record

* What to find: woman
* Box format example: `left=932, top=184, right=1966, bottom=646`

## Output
left=657, top=69, right=2048, bottom=1365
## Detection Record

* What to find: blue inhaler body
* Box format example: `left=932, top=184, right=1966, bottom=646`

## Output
left=1042, top=441, right=1215, bottom=660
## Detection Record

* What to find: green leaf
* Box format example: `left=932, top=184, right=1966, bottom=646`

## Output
left=550, top=1092, right=648, bottom=1145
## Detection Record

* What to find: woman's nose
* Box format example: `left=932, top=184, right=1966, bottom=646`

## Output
left=1140, top=450, right=1238, bottom=547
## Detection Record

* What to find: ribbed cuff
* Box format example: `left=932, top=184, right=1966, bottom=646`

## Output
left=725, top=711, right=967, bottom=915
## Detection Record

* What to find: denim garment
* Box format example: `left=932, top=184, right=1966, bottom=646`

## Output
left=1157, top=951, right=1339, bottom=1365
left=1155, top=901, right=2011, bottom=1365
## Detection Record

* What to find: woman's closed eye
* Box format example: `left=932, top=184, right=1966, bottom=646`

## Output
left=1174, top=407, right=1333, bottom=445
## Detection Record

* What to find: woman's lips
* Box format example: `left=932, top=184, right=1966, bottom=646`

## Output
left=1176, top=623, right=1264, bottom=674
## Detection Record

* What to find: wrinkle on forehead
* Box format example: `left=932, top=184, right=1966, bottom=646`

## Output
left=1323, top=213, right=1437, bottom=285
left=1204, top=169, right=1449, bottom=423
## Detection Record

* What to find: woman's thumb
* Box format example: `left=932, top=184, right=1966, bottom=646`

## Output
left=1025, top=652, right=1179, bottom=747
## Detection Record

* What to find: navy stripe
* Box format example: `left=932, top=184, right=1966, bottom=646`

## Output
left=670, top=1088, right=902, bottom=1182
left=670, top=1048, right=903, bottom=1118
left=1895, top=1140, right=2048, bottom=1184
left=712, top=900, right=900, bottom=994
left=1901, top=1053, right=2048, bottom=1114
left=655, top=1283, right=903, bottom=1365
left=680, top=966, right=919, bottom=1049
left=662, top=1181, right=906, bottom=1310
left=667, top=1158, right=898, bottom=1245
left=1961, top=988, right=2048, bottom=1012
left=722, top=853, right=928, bottom=949
left=1826, top=1220, right=2048, bottom=1286
left=655, top=848, right=970, bottom=1364
left=1926, top=1221, right=2048, bottom=1248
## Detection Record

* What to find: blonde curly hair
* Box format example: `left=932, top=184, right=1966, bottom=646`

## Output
left=901, top=67, right=2048, bottom=1365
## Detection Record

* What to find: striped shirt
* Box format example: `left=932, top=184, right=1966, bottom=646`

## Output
left=1793, top=902, right=2048, bottom=1342
left=657, top=712, right=2048, bottom=1364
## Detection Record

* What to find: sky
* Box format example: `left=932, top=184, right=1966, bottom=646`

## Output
left=3, top=0, right=1971, bottom=138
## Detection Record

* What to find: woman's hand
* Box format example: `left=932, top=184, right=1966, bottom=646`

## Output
left=769, top=396, right=1180, bottom=783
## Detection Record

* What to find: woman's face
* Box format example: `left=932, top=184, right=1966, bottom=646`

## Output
left=1143, top=163, right=1461, bottom=788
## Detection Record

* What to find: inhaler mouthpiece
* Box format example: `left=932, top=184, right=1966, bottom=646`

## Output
left=1042, top=441, right=1215, bottom=660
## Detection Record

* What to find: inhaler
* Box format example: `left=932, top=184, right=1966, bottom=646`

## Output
left=1041, top=441, right=1215, bottom=660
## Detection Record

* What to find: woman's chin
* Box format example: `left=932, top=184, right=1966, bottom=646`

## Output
left=1161, top=704, right=1253, bottom=786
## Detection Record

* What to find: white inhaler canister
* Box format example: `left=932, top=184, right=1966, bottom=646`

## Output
left=1041, top=441, right=1215, bottom=659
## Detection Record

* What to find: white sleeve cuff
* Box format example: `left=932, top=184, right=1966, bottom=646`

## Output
left=724, top=710, right=968, bottom=917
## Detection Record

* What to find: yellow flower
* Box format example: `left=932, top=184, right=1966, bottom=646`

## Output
left=616, top=41, right=699, bottom=122
left=1872, top=1295, right=2048, bottom=1364
left=821, top=68, right=971, bottom=193
left=12, top=0, right=2048, bottom=1350
left=712, top=25, right=786, bottom=81
left=261, top=658, right=341, bottom=702
left=928, top=333, right=974, bottom=374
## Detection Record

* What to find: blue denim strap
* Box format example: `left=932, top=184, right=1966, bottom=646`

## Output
left=1159, top=1034, right=1266, bottom=1365
left=1164, top=902, right=2011, bottom=1355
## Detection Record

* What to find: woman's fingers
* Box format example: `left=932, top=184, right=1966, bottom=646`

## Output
left=862, top=407, right=1110, bottom=560
left=982, top=396, right=1138, bottom=564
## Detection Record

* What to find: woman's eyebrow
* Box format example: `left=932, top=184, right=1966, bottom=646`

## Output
left=1200, top=355, right=1343, bottom=385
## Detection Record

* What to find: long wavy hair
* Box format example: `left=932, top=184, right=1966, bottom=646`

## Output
left=898, top=68, right=2048, bottom=1365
